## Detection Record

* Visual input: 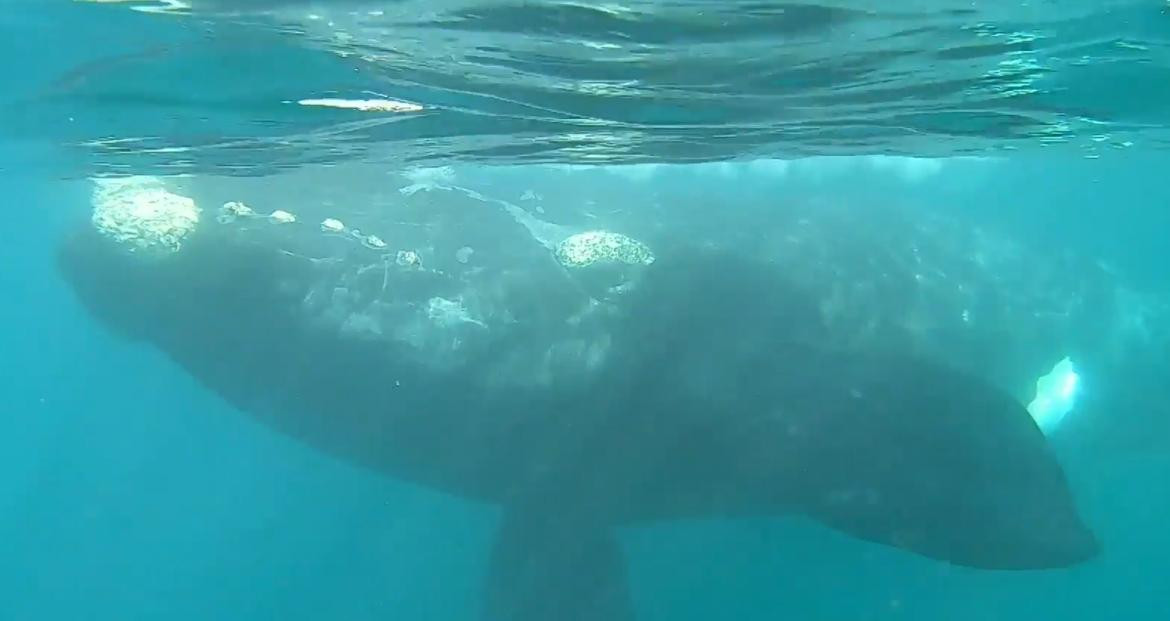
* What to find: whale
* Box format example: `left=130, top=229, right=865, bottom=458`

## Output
left=57, top=178, right=1099, bottom=620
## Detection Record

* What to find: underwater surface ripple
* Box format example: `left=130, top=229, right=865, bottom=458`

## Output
left=9, top=0, right=1170, bottom=175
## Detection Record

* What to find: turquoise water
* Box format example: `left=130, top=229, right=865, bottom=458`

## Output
left=3, top=2, right=1170, bottom=620
left=8, top=0, right=1170, bottom=172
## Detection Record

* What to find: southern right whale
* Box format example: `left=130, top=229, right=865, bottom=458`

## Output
left=56, top=179, right=1100, bottom=621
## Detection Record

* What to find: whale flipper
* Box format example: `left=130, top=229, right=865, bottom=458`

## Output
left=484, top=508, right=632, bottom=621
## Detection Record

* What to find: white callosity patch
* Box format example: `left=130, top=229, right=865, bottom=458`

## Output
left=218, top=201, right=298, bottom=225
left=269, top=209, right=297, bottom=224
left=216, top=201, right=255, bottom=223
left=396, top=250, right=421, bottom=268
left=91, top=176, right=200, bottom=254
left=315, top=217, right=388, bottom=250
left=216, top=203, right=391, bottom=253
left=554, top=230, right=655, bottom=269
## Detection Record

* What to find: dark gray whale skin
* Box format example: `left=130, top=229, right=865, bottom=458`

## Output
left=58, top=223, right=1099, bottom=621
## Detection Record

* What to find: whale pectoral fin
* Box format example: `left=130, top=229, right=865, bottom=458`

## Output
left=483, top=508, right=634, bottom=621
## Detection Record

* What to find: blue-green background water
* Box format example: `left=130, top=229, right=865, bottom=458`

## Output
left=4, top=1, right=1170, bottom=619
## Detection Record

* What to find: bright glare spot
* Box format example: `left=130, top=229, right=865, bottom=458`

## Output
left=1026, top=356, right=1080, bottom=435
left=74, top=0, right=190, bottom=14
left=296, top=98, right=423, bottom=113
